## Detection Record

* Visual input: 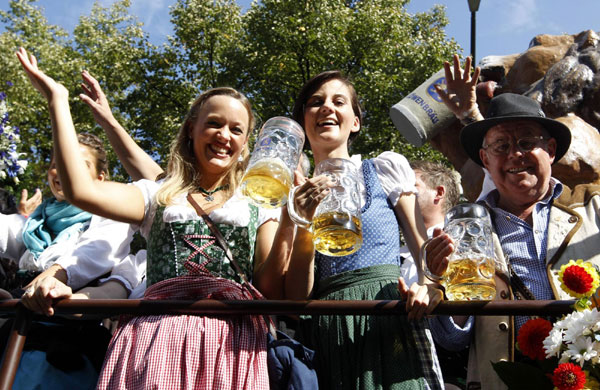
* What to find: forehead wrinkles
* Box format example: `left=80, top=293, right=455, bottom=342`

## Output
left=485, top=121, right=545, bottom=142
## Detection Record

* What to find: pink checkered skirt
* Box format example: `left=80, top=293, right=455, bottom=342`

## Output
left=96, top=264, right=269, bottom=390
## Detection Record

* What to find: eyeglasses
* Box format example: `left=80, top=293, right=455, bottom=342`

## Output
left=482, top=136, right=548, bottom=156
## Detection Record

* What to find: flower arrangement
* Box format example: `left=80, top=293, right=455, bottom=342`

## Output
left=0, top=84, right=28, bottom=184
left=493, top=259, right=600, bottom=390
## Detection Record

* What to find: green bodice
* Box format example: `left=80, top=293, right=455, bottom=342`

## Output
left=145, top=205, right=259, bottom=287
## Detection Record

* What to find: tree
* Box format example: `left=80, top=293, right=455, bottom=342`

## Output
left=0, top=0, right=157, bottom=194
left=0, top=0, right=461, bottom=198
left=232, top=0, right=460, bottom=161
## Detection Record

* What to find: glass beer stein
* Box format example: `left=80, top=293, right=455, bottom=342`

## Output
left=288, top=158, right=363, bottom=257
left=426, top=203, right=497, bottom=301
left=240, top=117, right=305, bottom=208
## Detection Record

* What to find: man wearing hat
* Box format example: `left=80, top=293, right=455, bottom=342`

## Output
left=425, top=55, right=600, bottom=389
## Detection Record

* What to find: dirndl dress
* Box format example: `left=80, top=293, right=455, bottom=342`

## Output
left=97, top=204, right=269, bottom=390
left=296, top=159, right=443, bottom=390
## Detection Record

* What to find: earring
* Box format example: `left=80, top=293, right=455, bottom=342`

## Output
left=238, top=154, right=244, bottom=162
left=187, top=137, right=193, bottom=152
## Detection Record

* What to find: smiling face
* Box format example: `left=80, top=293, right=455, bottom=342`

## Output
left=48, top=144, right=105, bottom=201
left=188, top=94, right=250, bottom=184
left=303, top=79, right=360, bottom=160
left=480, top=120, right=557, bottom=209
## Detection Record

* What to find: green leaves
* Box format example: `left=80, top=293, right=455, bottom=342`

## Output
left=1, top=0, right=459, bottom=198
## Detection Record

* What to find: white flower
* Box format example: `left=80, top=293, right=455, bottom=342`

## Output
left=564, top=318, right=587, bottom=344
left=0, top=91, right=27, bottom=183
left=564, top=337, right=598, bottom=366
left=544, top=307, right=600, bottom=377
left=544, top=328, right=564, bottom=358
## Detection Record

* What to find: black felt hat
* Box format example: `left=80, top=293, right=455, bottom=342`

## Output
left=460, top=93, right=571, bottom=166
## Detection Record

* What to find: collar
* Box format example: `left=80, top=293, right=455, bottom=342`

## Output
left=481, top=177, right=563, bottom=210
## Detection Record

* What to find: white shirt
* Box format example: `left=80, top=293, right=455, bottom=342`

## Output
left=0, top=212, right=134, bottom=290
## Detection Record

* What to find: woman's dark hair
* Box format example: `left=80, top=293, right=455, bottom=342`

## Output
left=292, top=70, right=363, bottom=148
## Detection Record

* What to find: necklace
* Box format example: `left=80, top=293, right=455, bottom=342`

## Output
left=197, top=185, right=228, bottom=202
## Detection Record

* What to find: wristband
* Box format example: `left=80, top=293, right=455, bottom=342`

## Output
left=459, top=104, right=484, bottom=126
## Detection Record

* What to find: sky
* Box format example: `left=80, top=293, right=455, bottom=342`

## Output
left=1, top=0, right=599, bottom=65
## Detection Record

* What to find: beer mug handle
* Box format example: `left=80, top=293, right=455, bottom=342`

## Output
left=287, top=186, right=312, bottom=229
left=421, top=239, right=444, bottom=282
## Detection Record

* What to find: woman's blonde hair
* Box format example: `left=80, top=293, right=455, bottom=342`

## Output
left=155, top=87, right=255, bottom=206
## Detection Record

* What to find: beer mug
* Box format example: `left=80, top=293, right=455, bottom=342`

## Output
left=426, top=203, right=497, bottom=301
left=389, top=66, right=455, bottom=147
left=240, top=117, right=305, bottom=208
left=289, top=158, right=363, bottom=257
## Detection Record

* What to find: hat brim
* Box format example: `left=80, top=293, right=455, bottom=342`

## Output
left=460, top=115, right=572, bottom=166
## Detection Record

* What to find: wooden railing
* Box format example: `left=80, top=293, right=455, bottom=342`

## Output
left=0, top=298, right=577, bottom=390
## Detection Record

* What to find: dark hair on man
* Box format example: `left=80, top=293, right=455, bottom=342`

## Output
left=292, top=70, right=363, bottom=148
left=410, top=160, right=461, bottom=213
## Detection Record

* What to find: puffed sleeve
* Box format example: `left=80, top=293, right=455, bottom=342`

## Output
left=257, top=206, right=281, bottom=227
left=131, top=179, right=161, bottom=238
left=101, top=249, right=147, bottom=295
left=55, top=215, right=136, bottom=290
left=371, top=151, right=417, bottom=206
left=428, top=315, right=473, bottom=352
left=0, top=212, right=26, bottom=262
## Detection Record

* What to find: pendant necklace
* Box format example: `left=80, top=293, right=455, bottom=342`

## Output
left=198, top=185, right=228, bottom=202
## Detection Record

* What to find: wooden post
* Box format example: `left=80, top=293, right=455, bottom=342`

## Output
left=0, top=304, right=32, bottom=390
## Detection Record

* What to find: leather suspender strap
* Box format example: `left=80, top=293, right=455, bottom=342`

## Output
left=507, top=261, right=537, bottom=301
left=187, top=193, right=277, bottom=336
left=186, top=193, right=250, bottom=286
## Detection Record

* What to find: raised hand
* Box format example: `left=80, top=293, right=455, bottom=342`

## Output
left=79, top=70, right=117, bottom=129
left=18, top=188, right=42, bottom=216
left=16, top=47, right=68, bottom=102
left=434, top=54, right=482, bottom=121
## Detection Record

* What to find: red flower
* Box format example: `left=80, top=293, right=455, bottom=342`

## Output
left=551, top=363, right=586, bottom=390
left=517, top=318, right=553, bottom=360
left=563, top=264, right=594, bottom=295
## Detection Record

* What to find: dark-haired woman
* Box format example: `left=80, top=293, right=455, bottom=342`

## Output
left=285, top=70, right=444, bottom=390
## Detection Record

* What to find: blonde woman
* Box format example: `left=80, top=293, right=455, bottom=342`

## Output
left=18, top=47, right=295, bottom=389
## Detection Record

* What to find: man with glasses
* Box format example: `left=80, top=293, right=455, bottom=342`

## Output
left=425, top=56, right=600, bottom=390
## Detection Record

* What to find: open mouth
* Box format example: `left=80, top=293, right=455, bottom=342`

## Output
left=208, top=144, right=230, bottom=157
left=507, top=167, right=531, bottom=174
left=317, top=119, right=338, bottom=127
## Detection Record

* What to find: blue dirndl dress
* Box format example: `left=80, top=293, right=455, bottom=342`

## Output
left=296, top=159, right=443, bottom=390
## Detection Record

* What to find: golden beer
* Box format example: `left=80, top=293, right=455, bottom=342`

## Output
left=443, top=257, right=496, bottom=301
left=240, top=158, right=292, bottom=208
left=312, top=211, right=362, bottom=256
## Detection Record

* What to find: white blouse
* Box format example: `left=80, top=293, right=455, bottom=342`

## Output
left=104, top=179, right=281, bottom=296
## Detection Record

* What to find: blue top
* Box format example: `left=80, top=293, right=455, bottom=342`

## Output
left=315, top=159, right=403, bottom=280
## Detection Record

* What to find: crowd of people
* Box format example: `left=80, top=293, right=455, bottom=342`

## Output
left=0, top=46, right=596, bottom=390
